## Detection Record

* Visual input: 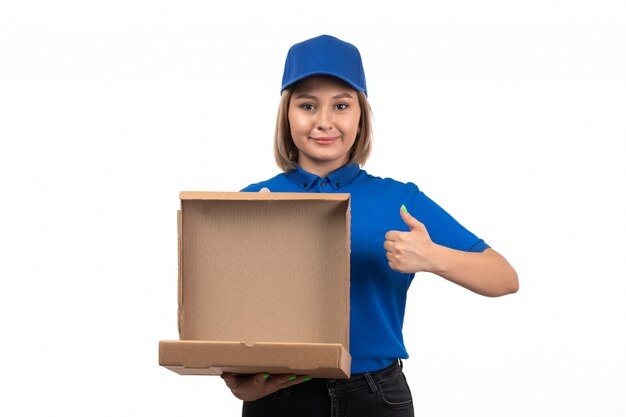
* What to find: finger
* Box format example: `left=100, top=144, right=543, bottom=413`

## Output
left=259, top=187, right=271, bottom=193
left=270, top=375, right=310, bottom=389
left=253, top=372, right=270, bottom=383
left=266, top=374, right=296, bottom=386
left=220, top=373, right=239, bottom=389
left=284, top=376, right=311, bottom=387
left=400, top=206, right=422, bottom=231
left=383, top=240, right=395, bottom=251
left=385, top=230, right=401, bottom=241
left=387, top=253, right=403, bottom=270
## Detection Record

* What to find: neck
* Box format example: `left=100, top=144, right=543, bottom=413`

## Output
left=298, top=157, right=349, bottom=178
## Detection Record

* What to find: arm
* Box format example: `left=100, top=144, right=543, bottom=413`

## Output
left=384, top=207, right=518, bottom=297
left=428, top=246, right=518, bottom=297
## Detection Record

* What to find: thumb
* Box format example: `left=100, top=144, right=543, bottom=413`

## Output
left=400, top=205, right=422, bottom=231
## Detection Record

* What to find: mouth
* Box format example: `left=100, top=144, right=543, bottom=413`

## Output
left=311, top=136, right=339, bottom=145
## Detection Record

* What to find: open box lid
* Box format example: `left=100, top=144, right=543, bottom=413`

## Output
left=162, top=192, right=351, bottom=377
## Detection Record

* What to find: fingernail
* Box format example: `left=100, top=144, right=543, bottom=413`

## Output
left=303, top=377, right=313, bottom=382
left=401, top=204, right=408, bottom=213
left=263, top=373, right=270, bottom=380
left=288, top=375, right=297, bottom=381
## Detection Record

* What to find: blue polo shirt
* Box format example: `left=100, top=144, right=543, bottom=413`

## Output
left=241, top=163, right=489, bottom=374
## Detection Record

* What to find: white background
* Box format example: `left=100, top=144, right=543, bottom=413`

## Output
left=1, top=1, right=625, bottom=416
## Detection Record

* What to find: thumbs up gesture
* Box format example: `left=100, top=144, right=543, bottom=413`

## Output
left=384, top=205, right=436, bottom=274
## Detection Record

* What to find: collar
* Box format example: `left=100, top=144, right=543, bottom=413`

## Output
left=286, top=163, right=361, bottom=190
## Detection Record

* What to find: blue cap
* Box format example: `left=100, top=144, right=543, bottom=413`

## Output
left=281, top=34, right=367, bottom=96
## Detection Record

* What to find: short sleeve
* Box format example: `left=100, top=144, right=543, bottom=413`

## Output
left=410, top=185, right=490, bottom=253
left=239, top=184, right=262, bottom=192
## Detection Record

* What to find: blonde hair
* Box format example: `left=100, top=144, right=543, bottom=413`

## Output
left=273, top=87, right=373, bottom=172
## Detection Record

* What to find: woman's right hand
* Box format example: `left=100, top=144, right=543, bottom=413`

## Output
left=221, top=372, right=309, bottom=402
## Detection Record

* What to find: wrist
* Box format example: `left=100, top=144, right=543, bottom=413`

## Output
left=427, top=243, right=447, bottom=275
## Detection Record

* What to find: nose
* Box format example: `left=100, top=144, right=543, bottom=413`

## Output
left=317, top=107, right=332, bottom=130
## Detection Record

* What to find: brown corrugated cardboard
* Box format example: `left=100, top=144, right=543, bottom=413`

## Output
left=159, top=192, right=351, bottom=378
left=159, top=341, right=350, bottom=378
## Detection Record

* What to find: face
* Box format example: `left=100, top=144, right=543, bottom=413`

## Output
left=288, top=75, right=361, bottom=177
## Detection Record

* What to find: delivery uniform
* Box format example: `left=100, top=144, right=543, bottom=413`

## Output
left=240, top=163, right=489, bottom=416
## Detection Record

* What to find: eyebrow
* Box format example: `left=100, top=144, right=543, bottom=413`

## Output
left=293, top=92, right=355, bottom=100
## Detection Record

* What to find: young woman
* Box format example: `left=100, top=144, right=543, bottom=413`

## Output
left=221, top=34, right=519, bottom=417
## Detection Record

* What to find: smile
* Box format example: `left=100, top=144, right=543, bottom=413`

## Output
left=311, top=137, right=339, bottom=145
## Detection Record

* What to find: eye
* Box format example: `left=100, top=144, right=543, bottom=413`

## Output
left=300, top=103, right=315, bottom=110
left=336, top=103, right=348, bottom=110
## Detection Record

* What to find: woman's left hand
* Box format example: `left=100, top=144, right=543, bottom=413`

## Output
left=384, top=207, right=436, bottom=274
left=384, top=206, right=519, bottom=296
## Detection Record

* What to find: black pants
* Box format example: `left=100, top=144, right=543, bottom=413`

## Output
left=242, top=360, right=414, bottom=417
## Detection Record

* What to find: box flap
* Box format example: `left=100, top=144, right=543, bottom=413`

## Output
left=179, top=194, right=350, bottom=348
left=344, top=199, right=351, bottom=352
left=167, top=191, right=352, bottom=377
left=180, top=191, right=350, bottom=202
left=159, top=340, right=351, bottom=379
left=177, top=209, right=183, bottom=337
